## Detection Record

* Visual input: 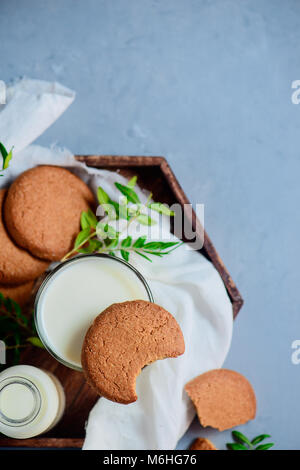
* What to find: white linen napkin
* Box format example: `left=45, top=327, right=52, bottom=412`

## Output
left=0, top=78, right=233, bottom=450
left=0, top=78, right=75, bottom=155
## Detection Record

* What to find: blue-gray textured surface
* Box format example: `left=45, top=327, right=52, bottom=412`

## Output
left=1, top=0, right=299, bottom=450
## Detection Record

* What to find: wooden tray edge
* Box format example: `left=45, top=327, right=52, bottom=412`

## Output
left=76, top=155, right=165, bottom=167
left=0, top=438, right=83, bottom=448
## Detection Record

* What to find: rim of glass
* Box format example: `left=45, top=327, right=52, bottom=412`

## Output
left=34, top=253, right=154, bottom=371
left=0, top=376, right=41, bottom=427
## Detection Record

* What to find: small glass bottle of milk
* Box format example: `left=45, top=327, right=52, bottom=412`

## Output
left=0, top=365, right=65, bottom=439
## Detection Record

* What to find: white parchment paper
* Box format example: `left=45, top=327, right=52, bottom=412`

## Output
left=0, top=78, right=233, bottom=450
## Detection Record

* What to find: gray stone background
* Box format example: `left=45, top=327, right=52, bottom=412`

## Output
left=1, top=0, right=300, bottom=450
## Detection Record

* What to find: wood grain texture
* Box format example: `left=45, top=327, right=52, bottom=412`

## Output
left=0, top=437, right=84, bottom=448
left=0, top=155, right=243, bottom=449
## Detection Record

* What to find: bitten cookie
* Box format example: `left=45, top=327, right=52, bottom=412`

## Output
left=0, top=190, right=48, bottom=285
left=185, top=369, right=256, bottom=431
left=0, top=280, right=34, bottom=306
left=82, top=300, right=185, bottom=404
left=189, top=438, right=217, bottom=451
left=4, top=165, right=95, bottom=261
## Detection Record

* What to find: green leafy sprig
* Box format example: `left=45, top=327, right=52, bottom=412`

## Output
left=227, top=431, right=274, bottom=450
left=0, top=142, right=13, bottom=176
left=0, top=293, right=43, bottom=367
left=62, top=176, right=181, bottom=263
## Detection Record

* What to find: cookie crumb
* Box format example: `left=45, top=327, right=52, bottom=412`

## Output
left=190, top=438, right=217, bottom=450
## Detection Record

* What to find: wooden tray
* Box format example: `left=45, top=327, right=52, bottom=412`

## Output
left=0, top=155, right=243, bottom=449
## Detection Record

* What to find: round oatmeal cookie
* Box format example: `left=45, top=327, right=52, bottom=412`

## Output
left=0, top=280, right=34, bottom=306
left=0, top=190, right=48, bottom=285
left=4, top=165, right=95, bottom=261
left=82, top=300, right=185, bottom=404
left=185, top=369, right=256, bottom=431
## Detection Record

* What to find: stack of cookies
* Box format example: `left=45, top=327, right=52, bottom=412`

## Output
left=0, top=165, right=95, bottom=305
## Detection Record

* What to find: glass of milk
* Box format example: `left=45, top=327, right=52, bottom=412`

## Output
left=34, top=254, right=153, bottom=371
left=0, top=365, right=65, bottom=439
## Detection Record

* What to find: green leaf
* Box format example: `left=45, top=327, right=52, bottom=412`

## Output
left=157, top=241, right=181, bottom=249
left=78, top=247, right=91, bottom=254
left=251, top=434, right=271, bottom=446
left=107, top=225, right=119, bottom=239
left=232, top=431, right=252, bottom=447
left=142, top=251, right=163, bottom=257
left=3, top=148, right=13, bottom=170
left=118, top=202, right=128, bottom=220
left=127, top=175, right=137, bottom=188
left=96, top=222, right=107, bottom=238
left=128, top=205, right=140, bottom=217
left=0, top=143, right=13, bottom=172
left=142, top=241, right=180, bottom=251
left=107, top=200, right=127, bottom=220
left=13, top=346, right=20, bottom=365
left=255, top=443, right=274, bottom=450
left=0, top=142, right=8, bottom=159
left=78, top=239, right=103, bottom=253
left=11, top=299, right=22, bottom=316
left=103, top=203, right=117, bottom=220
left=226, top=443, right=248, bottom=450
left=121, top=236, right=132, bottom=248
left=97, top=186, right=110, bottom=206
left=120, top=249, right=129, bottom=262
left=149, top=202, right=174, bottom=216
left=108, top=200, right=119, bottom=214
left=106, top=238, right=119, bottom=249
left=136, top=214, right=156, bottom=226
left=90, top=239, right=103, bottom=251
left=74, top=228, right=90, bottom=248
left=96, top=222, right=118, bottom=240
left=133, top=236, right=147, bottom=248
left=13, top=301, right=28, bottom=325
left=27, top=337, right=44, bottom=348
left=115, top=182, right=140, bottom=204
left=14, top=331, right=21, bottom=346
left=86, top=209, right=98, bottom=228
left=142, top=241, right=161, bottom=250
left=134, top=250, right=152, bottom=262
left=80, top=211, right=90, bottom=229
left=3, top=297, right=13, bottom=313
